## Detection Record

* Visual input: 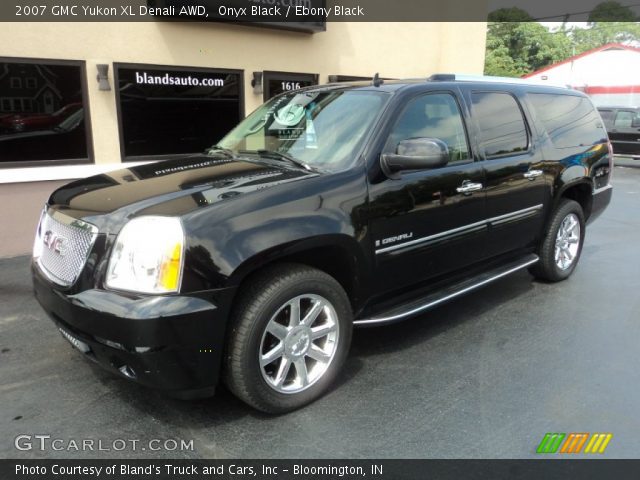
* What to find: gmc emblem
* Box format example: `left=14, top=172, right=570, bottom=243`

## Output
left=43, top=230, right=67, bottom=256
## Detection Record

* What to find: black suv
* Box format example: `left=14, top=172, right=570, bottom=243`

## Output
left=597, top=106, right=640, bottom=157
left=33, top=75, right=613, bottom=413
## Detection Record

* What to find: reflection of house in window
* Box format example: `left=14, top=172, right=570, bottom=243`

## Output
left=0, top=98, right=33, bottom=112
left=0, top=63, right=63, bottom=114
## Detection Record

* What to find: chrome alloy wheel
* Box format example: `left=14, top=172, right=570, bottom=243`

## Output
left=554, top=213, right=581, bottom=270
left=259, top=294, right=339, bottom=394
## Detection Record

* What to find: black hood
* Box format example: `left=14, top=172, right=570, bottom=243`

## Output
left=50, top=155, right=315, bottom=215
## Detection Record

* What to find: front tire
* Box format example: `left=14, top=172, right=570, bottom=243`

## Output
left=530, top=199, right=585, bottom=282
left=223, top=263, right=353, bottom=413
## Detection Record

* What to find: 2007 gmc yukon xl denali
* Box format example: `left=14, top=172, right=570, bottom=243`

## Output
left=32, top=75, right=613, bottom=413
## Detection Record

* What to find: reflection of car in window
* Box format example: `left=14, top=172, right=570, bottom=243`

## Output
left=0, top=108, right=86, bottom=162
left=32, top=76, right=613, bottom=414
left=0, top=102, right=82, bottom=133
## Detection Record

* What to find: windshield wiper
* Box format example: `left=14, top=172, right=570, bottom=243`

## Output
left=205, top=145, right=235, bottom=158
left=241, top=149, right=317, bottom=172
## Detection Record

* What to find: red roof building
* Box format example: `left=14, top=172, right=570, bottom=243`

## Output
left=524, top=43, right=640, bottom=106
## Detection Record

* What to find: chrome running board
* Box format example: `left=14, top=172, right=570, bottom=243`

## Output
left=354, top=254, right=539, bottom=326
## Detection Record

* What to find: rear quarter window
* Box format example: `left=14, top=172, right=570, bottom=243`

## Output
left=528, top=93, right=607, bottom=149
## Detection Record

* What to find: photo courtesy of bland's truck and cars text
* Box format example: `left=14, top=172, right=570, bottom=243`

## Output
left=0, top=0, right=639, bottom=479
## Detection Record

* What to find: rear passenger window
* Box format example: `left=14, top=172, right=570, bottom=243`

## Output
left=528, top=93, right=606, bottom=148
left=614, top=110, right=640, bottom=128
left=471, top=92, right=528, bottom=158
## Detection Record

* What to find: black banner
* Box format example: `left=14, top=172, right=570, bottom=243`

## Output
left=2, top=0, right=640, bottom=23
left=2, top=460, right=640, bottom=480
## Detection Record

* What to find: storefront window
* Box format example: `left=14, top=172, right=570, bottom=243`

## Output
left=0, top=59, right=89, bottom=166
left=115, top=64, right=243, bottom=160
left=263, top=71, right=318, bottom=102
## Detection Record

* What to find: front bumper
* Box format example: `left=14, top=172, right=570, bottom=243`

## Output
left=32, top=261, right=235, bottom=399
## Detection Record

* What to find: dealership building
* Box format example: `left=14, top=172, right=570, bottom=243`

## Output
left=0, top=20, right=487, bottom=258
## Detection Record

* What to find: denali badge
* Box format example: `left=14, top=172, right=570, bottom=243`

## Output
left=375, top=232, right=414, bottom=247
left=43, top=230, right=67, bottom=256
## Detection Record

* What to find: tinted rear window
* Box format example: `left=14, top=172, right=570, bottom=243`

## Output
left=529, top=93, right=606, bottom=148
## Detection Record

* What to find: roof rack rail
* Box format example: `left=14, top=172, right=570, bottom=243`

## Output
left=427, top=73, right=570, bottom=88
left=429, top=74, right=456, bottom=81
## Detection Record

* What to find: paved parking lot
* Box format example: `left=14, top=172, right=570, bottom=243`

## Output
left=1, top=164, right=639, bottom=459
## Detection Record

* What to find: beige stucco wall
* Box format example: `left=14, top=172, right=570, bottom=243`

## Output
left=0, top=180, right=67, bottom=258
left=1, top=21, right=487, bottom=167
left=0, top=21, right=486, bottom=257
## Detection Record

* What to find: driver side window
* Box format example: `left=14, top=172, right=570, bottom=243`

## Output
left=385, top=93, right=471, bottom=163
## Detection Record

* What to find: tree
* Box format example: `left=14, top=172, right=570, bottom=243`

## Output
left=570, top=22, right=640, bottom=52
left=588, top=1, right=637, bottom=21
left=488, top=7, right=533, bottom=23
left=484, top=22, right=572, bottom=77
left=484, top=2, right=640, bottom=77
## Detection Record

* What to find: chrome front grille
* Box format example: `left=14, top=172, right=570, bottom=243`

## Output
left=35, top=209, right=98, bottom=287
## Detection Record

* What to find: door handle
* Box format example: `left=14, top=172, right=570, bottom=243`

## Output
left=524, top=169, right=543, bottom=181
left=456, top=181, right=483, bottom=195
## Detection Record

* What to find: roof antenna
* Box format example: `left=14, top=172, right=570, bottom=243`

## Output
left=372, top=72, right=384, bottom=87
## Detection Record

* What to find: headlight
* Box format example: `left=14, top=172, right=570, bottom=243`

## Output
left=105, top=216, right=185, bottom=294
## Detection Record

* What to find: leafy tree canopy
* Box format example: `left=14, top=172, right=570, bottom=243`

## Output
left=485, top=1, right=640, bottom=77
left=589, top=1, right=637, bottom=21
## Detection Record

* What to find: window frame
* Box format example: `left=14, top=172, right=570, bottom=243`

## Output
left=0, top=56, right=93, bottom=169
left=470, top=90, right=532, bottom=161
left=113, top=62, right=245, bottom=162
left=381, top=90, right=473, bottom=167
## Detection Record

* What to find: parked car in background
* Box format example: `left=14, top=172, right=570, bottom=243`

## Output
left=597, top=106, right=640, bottom=157
left=32, top=75, right=613, bottom=413
left=0, top=102, right=82, bottom=133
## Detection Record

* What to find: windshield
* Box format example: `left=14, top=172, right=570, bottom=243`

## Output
left=217, top=90, right=389, bottom=171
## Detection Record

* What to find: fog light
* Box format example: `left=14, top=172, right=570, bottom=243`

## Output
left=95, top=336, right=124, bottom=351
left=118, top=365, right=136, bottom=379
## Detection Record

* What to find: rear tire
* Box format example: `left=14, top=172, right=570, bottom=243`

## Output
left=223, top=263, right=352, bottom=414
left=530, top=199, right=585, bottom=282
